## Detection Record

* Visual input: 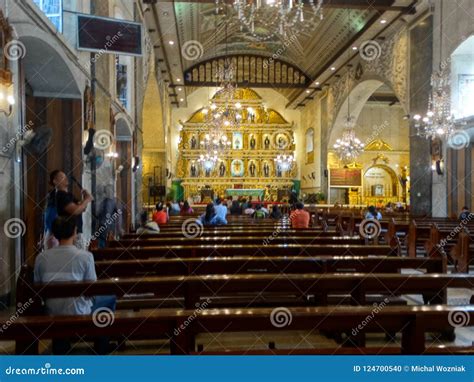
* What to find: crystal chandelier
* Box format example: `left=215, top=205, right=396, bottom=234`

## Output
left=333, top=67, right=364, bottom=163
left=198, top=152, right=219, bottom=171
left=274, top=154, right=294, bottom=170
left=333, top=121, right=365, bottom=163
left=231, top=0, right=324, bottom=40
left=413, top=66, right=456, bottom=139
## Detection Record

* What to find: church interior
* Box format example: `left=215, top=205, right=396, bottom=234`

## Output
left=0, top=0, right=473, bottom=358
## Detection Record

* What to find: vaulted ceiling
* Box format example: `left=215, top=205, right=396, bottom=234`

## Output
left=141, top=0, right=418, bottom=108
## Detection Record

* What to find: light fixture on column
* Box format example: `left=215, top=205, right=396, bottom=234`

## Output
left=0, top=69, right=14, bottom=115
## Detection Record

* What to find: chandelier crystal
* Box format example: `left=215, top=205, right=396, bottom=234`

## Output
left=274, top=154, right=294, bottom=171
left=231, top=0, right=324, bottom=40
left=333, top=67, right=364, bottom=163
left=413, top=66, right=456, bottom=139
left=333, top=118, right=365, bottom=163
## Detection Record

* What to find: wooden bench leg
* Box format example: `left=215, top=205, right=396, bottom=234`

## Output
left=170, top=318, right=195, bottom=355
left=401, top=318, right=425, bottom=354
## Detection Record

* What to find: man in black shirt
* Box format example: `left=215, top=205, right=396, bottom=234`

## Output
left=46, top=170, right=93, bottom=249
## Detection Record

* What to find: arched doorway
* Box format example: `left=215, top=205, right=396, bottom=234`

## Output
left=20, top=36, right=82, bottom=260
left=327, top=80, right=410, bottom=207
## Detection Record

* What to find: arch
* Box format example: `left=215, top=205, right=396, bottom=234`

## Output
left=15, top=24, right=84, bottom=97
left=184, top=54, right=311, bottom=88
left=363, top=164, right=399, bottom=198
left=115, top=115, right=133, bottom=141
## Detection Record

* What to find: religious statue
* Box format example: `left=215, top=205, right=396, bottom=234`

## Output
left=278, top=136, right=286, bottom=149
left=234, top=138, right=241, bottom=149
left=276, top=164, right=282, bottom=177
left=205, top=166, right=211, bottom=177
left=190, top=135, right=197, bottom=149
left=190, top=162, right=197, bottom=177
left=264, top=136, right=270, bottom=149
left=249, top=161, right=256, bottom=177
left=263, top=162, right=270, bottom=177
left=219, top=161, right=226, bottom=177
left=250, top=136, right=256, bottom=149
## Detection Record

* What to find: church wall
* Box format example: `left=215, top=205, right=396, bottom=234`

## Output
left=432, top=0, right=474, bottom=217
left=299, top=95, right=322, bottom=196
left=0, top=0, right=150, bottom=306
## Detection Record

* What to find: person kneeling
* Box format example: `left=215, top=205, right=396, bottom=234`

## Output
left=34, top=216, right=116, bottom=355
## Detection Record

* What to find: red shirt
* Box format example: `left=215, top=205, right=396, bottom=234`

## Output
left=153, top=210, right=168, bottom=225
left=290, top=209, right=310, bottom=229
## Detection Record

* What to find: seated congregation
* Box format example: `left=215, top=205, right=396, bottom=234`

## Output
left=2, top=190, right=474, bottom=355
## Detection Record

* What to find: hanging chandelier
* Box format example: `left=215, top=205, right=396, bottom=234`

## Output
left=413, top=66, right=456, bottom=140
left=231, top=0, right=324, bottom=40
left=197, top=152, right=219, bottom=171
left=274, top=153, right=294, bottom=170
left=333, top=65, right=364, bottom=163
left=333, top=121, right=365, bottom=163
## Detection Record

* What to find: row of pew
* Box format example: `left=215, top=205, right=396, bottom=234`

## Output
left=1, top=213, right=473, bottom=355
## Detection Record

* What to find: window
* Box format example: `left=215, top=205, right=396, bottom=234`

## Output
left=33, top=0, right=62, bottom=32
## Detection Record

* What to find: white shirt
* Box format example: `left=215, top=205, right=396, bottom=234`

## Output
left=34, top=245, right=96, bottom=315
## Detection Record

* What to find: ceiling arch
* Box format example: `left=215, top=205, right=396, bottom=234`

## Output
left=184, top=54, right=311, bottom=88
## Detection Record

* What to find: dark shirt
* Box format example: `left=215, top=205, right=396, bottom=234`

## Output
left=48, top=190, right=83, bottom=233
left=460, top=211, right=472, bottom=221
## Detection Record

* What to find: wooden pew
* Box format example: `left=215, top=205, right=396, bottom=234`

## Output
left=109, top=236, right=366, bottom=248
left=93, top=243, right=397, bottom=261
left=2, top=305, right=473, bottom=355
left=93, top=256, right=447, bottom=277
left=28, top=273, right=474, bottom=310
left=450, top=230, right=474, bottom=273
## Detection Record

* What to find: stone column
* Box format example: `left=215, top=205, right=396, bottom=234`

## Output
left=409, top=16, right=433, bottom=216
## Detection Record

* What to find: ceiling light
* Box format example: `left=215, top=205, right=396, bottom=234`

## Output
left=176, top=78, right=181, bottom=82
left=177, top=87, right=182, bottom=91
left=380, top=19, right=387, bottom=24
left=331, top=67, right=336, bottom=71
left=352, top=46, right=358, bottom=50
left=180, top=98, right=184, bottom=102
left=306, top=90, right=311, bottom=94
left=235, top=102, right=241, bottom=109
left=315, top=81, right=320, bottom=85
left=168, top=40, right=174, bottom=45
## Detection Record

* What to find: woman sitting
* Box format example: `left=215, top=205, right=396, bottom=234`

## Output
left=270, top=205, right=283, bottom=220
left=230, top=200, right=242, bottom=215
left=252, top=204, right=267, bottom=219
left=199, top=203, right=227, bottom=225
left=365, top=205, right=382, bottom=220
left=152, top=203, right=168, bottom=225
left=136, top=211, right=160, bottom=234
left=180, top=201, right=194, bottom=216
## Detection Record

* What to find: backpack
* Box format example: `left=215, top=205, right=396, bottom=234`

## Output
left=44, top=191, right=58, bottom=232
